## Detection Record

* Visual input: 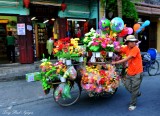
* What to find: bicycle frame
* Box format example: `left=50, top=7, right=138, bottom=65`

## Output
left=143, top=60, right=155, bottom=72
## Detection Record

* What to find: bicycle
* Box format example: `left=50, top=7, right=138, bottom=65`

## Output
left=141, top=48, right=159, bottom=76
left=48, top=64, right=82, bottom=107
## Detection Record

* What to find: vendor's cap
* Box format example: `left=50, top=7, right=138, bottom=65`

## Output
left=125, top=35, right=138, bottom=42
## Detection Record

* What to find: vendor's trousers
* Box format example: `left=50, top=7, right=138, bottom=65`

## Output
left=122, top=73, right=143, bottom=106
left=7, top=45, right=15, bottom=62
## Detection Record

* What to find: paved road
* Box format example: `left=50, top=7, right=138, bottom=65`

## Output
left=0, top=73, right=160, bottom=116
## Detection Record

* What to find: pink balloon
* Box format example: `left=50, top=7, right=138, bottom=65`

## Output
left=127, top=27, right=133, bottom=34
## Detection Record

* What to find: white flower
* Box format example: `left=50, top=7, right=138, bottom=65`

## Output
left=41, top=58, right=48, bottom=62
left=107, top=44, right=114, bottom=47
left=90, top=28, right=96, bottom=33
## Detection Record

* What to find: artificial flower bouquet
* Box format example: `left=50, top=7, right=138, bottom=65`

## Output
left=39, top=57, right=77, bottom=100
left=39, top=57, right=57, bottom=94
left=53, top=38, right=86, bottom=64
left=81, top=64, right=120, bottom=95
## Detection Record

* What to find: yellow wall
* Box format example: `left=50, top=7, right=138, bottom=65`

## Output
left=157, top=20, right=160, bottom=52
left=99, top=5, right=105, bottom=19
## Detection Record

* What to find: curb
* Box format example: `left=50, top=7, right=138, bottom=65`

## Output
left=0, top=60, right=56, bottom=82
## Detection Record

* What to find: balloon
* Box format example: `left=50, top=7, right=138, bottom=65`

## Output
left=135, top=20, right=150, bottom=34
left=142, top=20, right=150, bottom=27
left=110, top=17, right=124, bottom=33
left=133, top=23, right=140, bottom=32
left=136, top=27, right=143, bottom=33
left=136, top=25, right=145, bottom=34
left=118, top=27, right=128, bottom=37
left=127, top=27, right=133, bottom=34
left=99, top=18, right=110, bottom=30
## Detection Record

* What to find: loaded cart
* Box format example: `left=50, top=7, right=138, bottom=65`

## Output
left=39, top=54, right=122, bottom=107
left=38, top=17, right=129, bottom=106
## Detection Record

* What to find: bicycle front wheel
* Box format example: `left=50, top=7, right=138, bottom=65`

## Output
left=148, top=60, right=159, bottom=76
left=53, top=81, right=81, bottom=107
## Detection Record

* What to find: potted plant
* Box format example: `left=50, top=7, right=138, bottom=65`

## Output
left=105, top=44, right=115, bottom=57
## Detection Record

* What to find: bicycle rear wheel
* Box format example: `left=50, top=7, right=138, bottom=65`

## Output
left=53, top=81, right=81, bottom=107
left=148, top=60, right=159, bottom=76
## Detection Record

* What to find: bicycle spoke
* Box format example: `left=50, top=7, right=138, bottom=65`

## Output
left=148, top=60, right=159, bottom=76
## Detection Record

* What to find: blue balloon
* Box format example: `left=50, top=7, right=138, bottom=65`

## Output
left=136, top=20, right=150, bottom=33
left=136, top=29, right=141, bottom=34
left=110, top=17, right=124, bottom=33
left=142, top=20, right=150, bottom=27
left=136, top=26, right=143, bottom=33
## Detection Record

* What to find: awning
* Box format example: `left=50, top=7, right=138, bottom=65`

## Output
left=135, top=3, right=160, bottom=15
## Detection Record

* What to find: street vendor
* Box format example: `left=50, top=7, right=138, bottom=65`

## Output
left=112, top=35, right=143, bottom=111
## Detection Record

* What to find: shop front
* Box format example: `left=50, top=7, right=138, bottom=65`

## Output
left=0, top=0, right=99, bottom=64
left=29, top=0, right=99, bottom=60
left=0, top=16, right=18, bottom=64
left=0, top=0, right=28, bottom=64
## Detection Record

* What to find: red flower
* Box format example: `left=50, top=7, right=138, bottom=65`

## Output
left=58, top=44, right=63, bottom=51
left=99, top=78, right=106, bottom=85
left=100, top=50, right=106, bottom=56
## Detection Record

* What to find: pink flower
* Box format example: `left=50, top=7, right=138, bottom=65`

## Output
left=101, top=43, right=107, bottom=48
left=92, top=42, right=99, bottom=46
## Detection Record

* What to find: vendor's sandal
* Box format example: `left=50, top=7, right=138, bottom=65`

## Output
left=128, top=105, right=136, bottom=111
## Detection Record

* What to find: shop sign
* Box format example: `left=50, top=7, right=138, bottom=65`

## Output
left=0, top=20, right=9, bottom=23
left=17, top=23, right=26, bottom=35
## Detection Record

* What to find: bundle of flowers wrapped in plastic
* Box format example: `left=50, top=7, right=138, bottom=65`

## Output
left=53, top=38, right=86, bottom=65
left=39, top=57, right=57, bottom=94
left=39, top=58, right=77, bottom=96
left=81, top=64, right=120, bottom=94
left=53, top=61, right=77, bottom=82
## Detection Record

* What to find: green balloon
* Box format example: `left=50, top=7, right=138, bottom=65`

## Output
left=102, top=19, right=110, bottom=28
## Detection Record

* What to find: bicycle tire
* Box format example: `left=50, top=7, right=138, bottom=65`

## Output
left=53, top=81, right=81, bottom=107
left=148, top=60, right=159, bottom=76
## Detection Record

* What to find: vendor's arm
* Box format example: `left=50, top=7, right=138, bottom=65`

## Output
left=112, top=46, right=139, bottom=65
left=112, top=55, right=133, bottom=65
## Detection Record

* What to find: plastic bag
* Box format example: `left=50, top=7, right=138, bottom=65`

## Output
left=54, top=83, right=64, bottom=101
left=62, top=84, right=71, bottom=99
left=63, top=66, right=77, bottom=80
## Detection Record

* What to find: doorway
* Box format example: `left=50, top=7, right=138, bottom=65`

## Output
left=0, top=24, right=7, bottom=63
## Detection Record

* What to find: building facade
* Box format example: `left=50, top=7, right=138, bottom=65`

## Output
left=0, top=0, right=99, bottom=64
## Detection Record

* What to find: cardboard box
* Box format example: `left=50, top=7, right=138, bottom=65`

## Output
left=26, top=72, right=42, bottom=82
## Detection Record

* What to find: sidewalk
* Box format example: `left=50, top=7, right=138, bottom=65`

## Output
left=0, top=60, right=56, bottom=82
left=0, top=53, right=160, bottom=82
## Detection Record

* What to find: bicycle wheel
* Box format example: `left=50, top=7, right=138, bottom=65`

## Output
left=53, top=81, right=81, bottom=107
left=148, top=60, right=159, bottom=76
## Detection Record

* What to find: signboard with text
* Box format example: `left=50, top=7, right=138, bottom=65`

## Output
left=17, top=23, right=26, bottom=35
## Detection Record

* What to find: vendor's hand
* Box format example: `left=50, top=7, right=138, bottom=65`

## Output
left=111, top=61, right=116, bottom=65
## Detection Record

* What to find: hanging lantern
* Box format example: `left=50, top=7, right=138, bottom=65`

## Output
left=61, top=3, right=67, bottom=12
left=23, top=0, right=30, bottom=8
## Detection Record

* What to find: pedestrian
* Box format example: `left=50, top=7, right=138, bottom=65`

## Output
left=112, top=35, right=143, bottom=111
left=6, top=31, right=16, bottom=63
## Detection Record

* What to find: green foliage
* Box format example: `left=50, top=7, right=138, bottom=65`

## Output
left=105, top=46, right=115, bottom=52
left=122, top=0, right=138, bottom=20
left=100, top=0, right=139, bottom=20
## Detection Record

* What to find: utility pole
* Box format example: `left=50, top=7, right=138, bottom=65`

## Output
left=117, top=0, right=122, bottom=18
left=117, top=0, right=123, bottom=42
